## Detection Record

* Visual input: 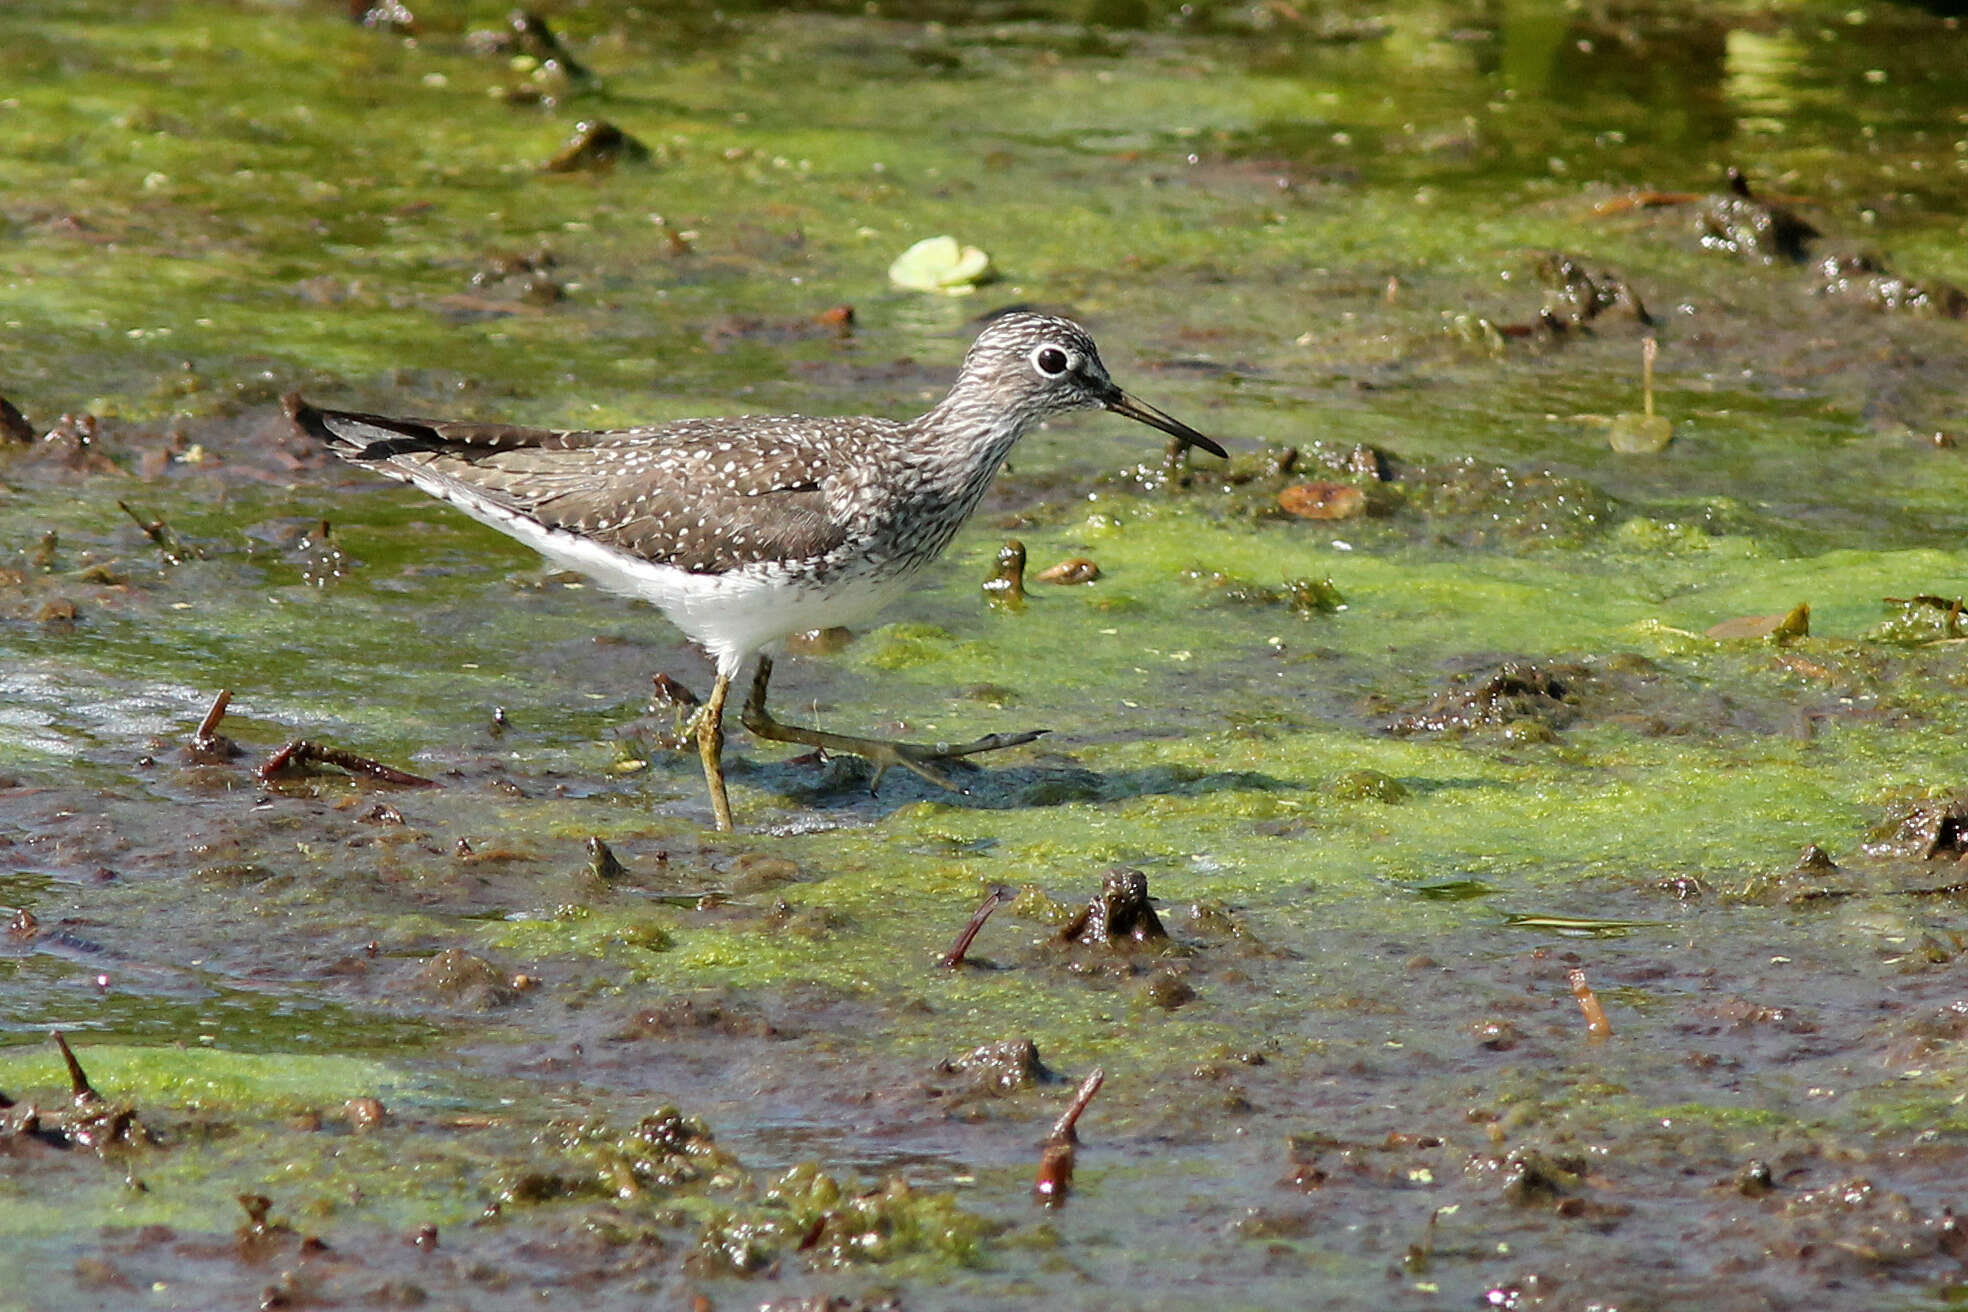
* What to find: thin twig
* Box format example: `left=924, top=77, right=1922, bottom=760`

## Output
left=259, top=740, right=438, bottom=788
left=939, top=885, right=1008, bottom=968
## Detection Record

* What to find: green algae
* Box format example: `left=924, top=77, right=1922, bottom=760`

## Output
left=7, top=0, right=1968, bottom=1307
left=0, top=1044, right=423, bottom=1116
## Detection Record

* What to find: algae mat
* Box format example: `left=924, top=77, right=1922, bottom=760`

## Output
left=4, top=2, right=1968, bottom=1308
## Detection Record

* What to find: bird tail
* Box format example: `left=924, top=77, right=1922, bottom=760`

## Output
left=284, top=394, right=444, bottom=460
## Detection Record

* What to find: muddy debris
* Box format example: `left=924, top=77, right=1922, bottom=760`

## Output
left=117, top=499, right=203, bottom=563
left=505, top=10, right=593, bottom=82
left=181, top=689, right=242, bottom=764
left=727, top=851, right=803, bottom=894
left=465, top=246, right=564, bottom=308
left=412, top=947, right=517, bottom=1010
left=1143, top=966, right=1197, bottom=1010
left=1865, top=792, right=1968, bottom=861
left=1812, top=251, right=1968, bottom=319
left=1183, top=899, right=1280, bottom=956
left=543, top=119, right=650, bottom=173
left=586, top=836, right=630, bottom=882
left=1033, top=556, right=1099, bottom=584
left=1779, top=1176, right=1968, bottom=1274
left=342, top=1097, right=386, bottom=1131
left=1694, top=169, right=1819, bottom=264
left=1328, top=768, right=1408, bottom=803
left=1486, top=1146, right=1587, bottom=1208
left=1532, top=251, right=1653, bottom=326
left=1282, top=1130, right=1448, bottom=1193
left=1706, top=602, right=1810, bottom=643
left=618, top=994, right=782, bottom=1040
left=980, top=539, right=1026, bottom=609
left=1387, top=660, right=1587, bottom=737
left=702, top=310, right=858, bottom=350
left=692, top=1156, right=983, bottom=1274
left=1867, top=593, right=1966, bottom=645
left=1058, top=868, right=1168, bottom=946
left=32, top=412, right=119, bottom=475
left=5, top=1033, right=145, bottom=1154
left=1735, top=1159, right=1777, bottom=1198
left=1182, top=567, right=1345, bottom=617
left=1741, top=842, right=1858, bottom=905
left=1277, top=479, right=1366, bottom=520
left=934, top=1038, right=1050, bottom=1094
left=0, top=395, right=33, bottom=445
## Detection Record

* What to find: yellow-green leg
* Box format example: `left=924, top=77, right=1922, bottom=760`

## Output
left=739, top=654, right=1047, bottom=793
left=695, top=672, right=734, bottom=832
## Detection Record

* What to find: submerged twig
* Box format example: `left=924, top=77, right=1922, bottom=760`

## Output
left=117, top=500, right=203, bottom=563
left=940, top=885, right=1008, bottom=968
left=1049, top=1067, right=1105, bottom=1144
left=258, top=740, right=438, bottom=788
left=52, top=1031, right=102, bottom=1107
left=1034, top=1067, right=1105, bottom=1208
left=183, top=688, right=244, bottom=763
left=195, top=689, right=232, bottom=742
left=1567, top=968, right=1612, bottom=1039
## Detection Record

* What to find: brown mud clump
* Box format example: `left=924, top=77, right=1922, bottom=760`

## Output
left=1694, top=169, right=1819, bottom=264
left=1388, top=660, right=1587, bottom=738
left=1059, top=868, right=1168, bottom=946
left=981, top=539, right=1027, bottom=609
left=544, top=120, right=651, bottom=173
left=1865, top=793, right=1968, bottom=861
left=4, top=1033, right=147, bottom=1155
left=934, top=1038, right=1051, bottom=1094
left=1812, top=252, right=1968, bottom=319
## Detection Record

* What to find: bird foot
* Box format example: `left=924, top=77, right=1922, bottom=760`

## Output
left=861, top=729, right=1050, bottom=794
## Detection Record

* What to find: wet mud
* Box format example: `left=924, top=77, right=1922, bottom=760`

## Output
left=5, top=1, right=1968, bottom=1309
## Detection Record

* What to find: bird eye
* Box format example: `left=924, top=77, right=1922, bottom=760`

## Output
left=1032, top=345, right=1071, bottom=377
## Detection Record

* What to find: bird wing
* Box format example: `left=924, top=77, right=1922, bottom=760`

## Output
left=290, top=399, right=868, bottom=574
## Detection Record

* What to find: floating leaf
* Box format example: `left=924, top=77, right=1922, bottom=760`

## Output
left=1607, top=336, right=1673, bottom=453
left=1392, top=877, right=1496, bottom=901
left=888, top=235, right=993, bottom=295
left=1607, top=412, right=1673, bottom=453
left=1705, top=602, right=1809, bottom=642
left=1500, top=912, right=1662, bottom=937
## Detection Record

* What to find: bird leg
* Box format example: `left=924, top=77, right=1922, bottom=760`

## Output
left=694, top=672, right=734, bottom=832
left=739, top=654, right=1047, bottom=793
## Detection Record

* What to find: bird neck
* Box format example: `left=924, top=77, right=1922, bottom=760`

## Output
left=904, top=390, right=1033, bottom=499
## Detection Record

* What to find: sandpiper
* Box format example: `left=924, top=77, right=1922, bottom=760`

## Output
left=290, top=312, right=1226, bottom=831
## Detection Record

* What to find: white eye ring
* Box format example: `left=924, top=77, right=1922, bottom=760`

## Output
left=1031, top=344, right=1076, bottom=378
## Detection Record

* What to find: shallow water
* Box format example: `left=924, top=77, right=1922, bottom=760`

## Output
left=4, top=2, right=1968, bottom=1308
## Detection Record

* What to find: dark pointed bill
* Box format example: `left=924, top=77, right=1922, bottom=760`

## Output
left=1102, top=389, right=1228, bottom=459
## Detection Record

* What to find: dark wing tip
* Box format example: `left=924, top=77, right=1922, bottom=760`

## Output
left=285, top=397, right=447, bottom=461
